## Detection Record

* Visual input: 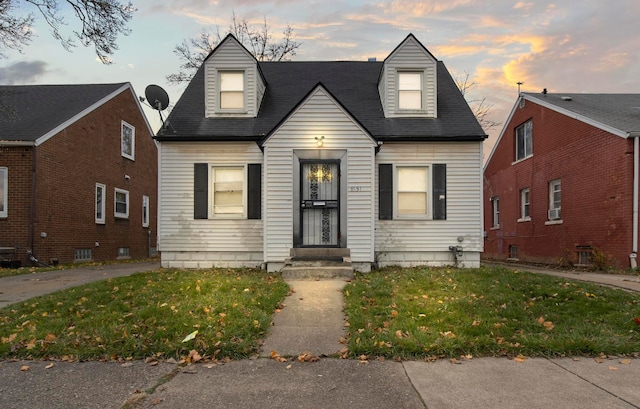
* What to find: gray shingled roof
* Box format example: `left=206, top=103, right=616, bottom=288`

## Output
left=157, top=60, right=486, bottom=142
left=523, top=93, right=640, bottom=135
left=0, top=83, right=127, bottom=142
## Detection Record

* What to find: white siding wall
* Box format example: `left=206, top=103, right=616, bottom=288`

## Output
left=264, top=87, right=377, bottom=267
left=380, top=38, right=437, bottom=118
left=375, top=142, right=483, bottom=268
left=158, top=142, right=264, bottom=268
left=204, top=40, right=264, bottom=118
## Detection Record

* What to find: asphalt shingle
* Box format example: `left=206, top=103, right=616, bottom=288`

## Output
left=158, top=60, right=486, bottom=142
left=0, top=83, right=128, bottom=142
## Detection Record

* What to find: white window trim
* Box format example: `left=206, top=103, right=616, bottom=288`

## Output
left=548, top=179, right=562, bottom=221
left=142, top=195, right=150, bottom=227
left=491, top=197, right=500, bottom=229
left=0, top=167, right=7, bottom=218
left=518, top=188, right=531, bottom=222
left=515, top=120, right=533, bottom=162
left=396, top=70, right=426, bottom=114
left=114, top=188, right=130, bottom=219
left=394, top=165, right=430, bottom=219
left=95, top=183, right=106, bottom=224
left=210, top=165, right=247, bottom=219
left=217, top=70, right=247, bottom=113
left=121, top=120, right=135, bottom=160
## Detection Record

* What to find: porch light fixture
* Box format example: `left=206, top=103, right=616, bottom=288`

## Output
left=315, top=135, right=325, bottom=147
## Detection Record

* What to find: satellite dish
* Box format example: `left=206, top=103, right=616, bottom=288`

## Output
left=145, top=85, right=169, bottom=111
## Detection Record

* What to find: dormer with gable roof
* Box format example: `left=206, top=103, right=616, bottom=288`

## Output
left=379, top=34, right=437, bottom=118
left=204, top=34, right=266, bottom=118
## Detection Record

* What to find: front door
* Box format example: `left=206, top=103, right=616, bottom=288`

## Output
left=300, top=161, right=340, bottom=246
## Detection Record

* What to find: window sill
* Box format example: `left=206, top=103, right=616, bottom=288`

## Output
left=545, top=219, right=563, bottom=225
left=490, top=225, right=500, bottom=230
left=512, top=155, right=533, bottom=166
left=114, top=216, right=129, bottom=220
left=517, top=217, right=531, bottom=223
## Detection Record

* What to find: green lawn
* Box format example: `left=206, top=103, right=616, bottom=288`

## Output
left=344, top=266, right=640, bottom=359
left=0, top=268, right=289, bottom=361
left=1, top=265, right=639, bottom=362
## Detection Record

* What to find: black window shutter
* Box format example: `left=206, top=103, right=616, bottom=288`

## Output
left=433, top=163, right=447, bottom=220
left=194, top=163, right=208, bottom=219
left=247, top=163, right=262, bottom=220
left=379, top=164, right=393, bottom=220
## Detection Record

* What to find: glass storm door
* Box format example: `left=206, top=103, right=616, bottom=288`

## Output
left=300, top=161, right=339, bottom=246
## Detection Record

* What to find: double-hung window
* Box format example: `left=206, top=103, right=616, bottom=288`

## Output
left=520, top=188, right=530, bottom=221
left=397, top=167, right=428, bottom=217
left=378, top=163, right=446, bottom=221
left=548, top=179, right=561, bottom=220
left=0, top=167, right=7, bottom=218
left=194, top=163, right=261, bottom=220
left=212, top=167, right=245, bottom=216
left=114, top=188, right=129, bottom=219
left=398, top=72, right=422, bottom=110
left=95, top=183, right=106, bottom=224
left=491, top=197, right=500, bottom=228
left=142, top=195, right=150, bottom=227
left=121, top=121, right=135, bottom=160
left=515, top=120, right=532, bottom=161
left=219, top=71, right=245, bottom=110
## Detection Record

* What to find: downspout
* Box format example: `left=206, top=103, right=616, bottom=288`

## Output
left=28, top=145, right=37, bottom=259
left=631, top=134, right=640, bottom=268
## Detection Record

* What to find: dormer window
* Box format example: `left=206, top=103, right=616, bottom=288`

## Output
left=398, top=71, right=422, bottom=110
left=219, top=71, right=245, bottom=110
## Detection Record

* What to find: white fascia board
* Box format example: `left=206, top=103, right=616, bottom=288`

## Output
left=34, top=83, right=131, bottom=147
left=483, top=96, right=521, bottom=171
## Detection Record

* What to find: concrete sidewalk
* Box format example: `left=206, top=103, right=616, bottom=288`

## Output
left=488, top=261, right=640, bottom=293
left=0, top=260, right=161, bottom=308
left=1, top=356, right=639, bottom=409
left=1, top=264, right=640, bottom=408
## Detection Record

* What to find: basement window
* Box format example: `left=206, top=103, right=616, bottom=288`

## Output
left=576, top=246, right=593, bottom=266
left=508, top=245, right=518, bottom=260
left=117, top=247, right=130, bottom=259
left=75, top=249, right=92, bottom=262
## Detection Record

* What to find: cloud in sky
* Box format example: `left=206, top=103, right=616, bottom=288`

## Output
left=0, top=61, right=50, bottom=85
left=0, top=0, right=638, bottom=153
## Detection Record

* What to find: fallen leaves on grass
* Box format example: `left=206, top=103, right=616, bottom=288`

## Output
left=536, top=316, right=555, bottom=331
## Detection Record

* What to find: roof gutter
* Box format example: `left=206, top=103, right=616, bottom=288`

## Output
left=0, top=141, right=36, bottom=147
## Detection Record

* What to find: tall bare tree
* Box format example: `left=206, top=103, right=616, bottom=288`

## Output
left=454, top=71, right=501, bottom=132
left=0, top=0, right=135, bottom=64
left=167, top=13, right=301, bottom=85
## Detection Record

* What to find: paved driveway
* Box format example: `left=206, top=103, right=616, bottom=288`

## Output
left=0, top=260, right=161, bottom=308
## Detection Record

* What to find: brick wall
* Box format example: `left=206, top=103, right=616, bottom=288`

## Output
left=484, top=98, right=634, bottom=268
left=1, top=88, right=158, bottom=266
left=0, top=146, right=34, bottom=264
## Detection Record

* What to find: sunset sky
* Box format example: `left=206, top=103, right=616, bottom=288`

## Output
left=1, top=0, right=638, bottom=157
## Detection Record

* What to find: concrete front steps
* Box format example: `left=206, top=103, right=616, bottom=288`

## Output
left=281, top=248, right=353, bottom=279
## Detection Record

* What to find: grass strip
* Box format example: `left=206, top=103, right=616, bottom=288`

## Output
left=0, top=268, right=289, bottom=361
left=344, top=266, right=640, bottom=359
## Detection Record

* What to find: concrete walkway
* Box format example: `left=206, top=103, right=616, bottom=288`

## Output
left=1, top=262, right=640, bottom=408
left=488, top=261, right=640, bottom=293
left=0, top=260, right=161, bottom=308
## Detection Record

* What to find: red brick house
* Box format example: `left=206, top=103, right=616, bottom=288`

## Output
left=0, top=83, right=158, bottom=267
left=483, top=92, right=640, bottom=269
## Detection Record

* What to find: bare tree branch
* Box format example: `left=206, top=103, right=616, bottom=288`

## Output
left=454, top=71, right=501, bottom=132
left=167, top=13, right=301, bottom=85
left=0, top=0, right=135, bottom=64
